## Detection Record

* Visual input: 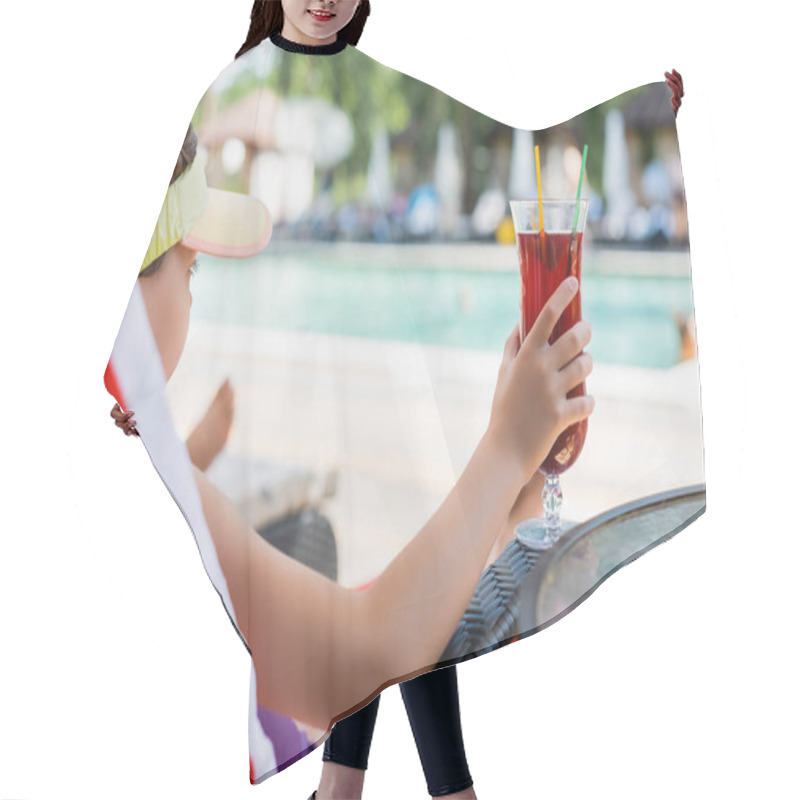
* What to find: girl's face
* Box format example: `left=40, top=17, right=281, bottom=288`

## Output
left=138, top=242, right=198, bottom=382
left=281, top=0, right=361, bottom=46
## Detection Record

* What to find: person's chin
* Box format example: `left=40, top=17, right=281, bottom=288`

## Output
left=299, top=21, right=338, bottom=42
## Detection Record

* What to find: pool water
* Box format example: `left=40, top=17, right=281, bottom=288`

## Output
left=192, top=252, right=695, bottom=369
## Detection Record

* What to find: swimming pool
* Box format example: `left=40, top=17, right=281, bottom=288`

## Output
left=192, top=247, right=695, bottom=369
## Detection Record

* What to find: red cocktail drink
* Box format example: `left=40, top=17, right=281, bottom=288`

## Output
left=517, top=229, right=587, bottom=475
left=510, top=198, right=590, bottom=548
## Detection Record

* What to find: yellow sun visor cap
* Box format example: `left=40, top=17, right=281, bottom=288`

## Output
left=183, top=186, right=273, bottom=259
left=140, top=148, right=272, bottom=273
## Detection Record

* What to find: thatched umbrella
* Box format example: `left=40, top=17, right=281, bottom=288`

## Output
left=198, top=88, right=354, bottom=222
left=508, top=128, right=536, bottom=200
left=365, top=124, right=393, bottom=209
left=198, top=89, right=281, bottom=151
left=197, top=89, right=281, bottom=192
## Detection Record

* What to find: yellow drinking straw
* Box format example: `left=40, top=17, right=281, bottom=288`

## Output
left=534, top=144, right=546, bottom=274
left=534, top=145, right=545, bottom=237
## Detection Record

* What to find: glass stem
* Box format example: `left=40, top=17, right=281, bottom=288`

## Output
left=542, top=473, right=563, bottom=546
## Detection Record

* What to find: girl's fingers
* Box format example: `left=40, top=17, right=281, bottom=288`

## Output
left=111, top=404, right=136, bottom=426
left=665, top=71, right=683, bottom=93
left=563, top=394, right=595, bottom=427
left=113, top=414, right=138, bottom=436
left=503, top=324, right=522, bottom=363
left=666, top=74, right=682, bottom=115
left=111, top=399, right=138, bottom=436
left=558, top=352, right=593, bottom=394
left=549, top=319, right=592, bottom=369
left=527, top=277, right=580, bottom=349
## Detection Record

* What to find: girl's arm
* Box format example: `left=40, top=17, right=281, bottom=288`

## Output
left=193, top=427, right=523, bottom=729
left=194, top=277, right=593, bottom=729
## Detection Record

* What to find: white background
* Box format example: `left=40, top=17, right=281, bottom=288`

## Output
left=1, top=1, right=797, bottom=798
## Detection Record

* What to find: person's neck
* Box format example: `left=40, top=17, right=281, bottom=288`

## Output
left=271, top=28, right=348, bottom=56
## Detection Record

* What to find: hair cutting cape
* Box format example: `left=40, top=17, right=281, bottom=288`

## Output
left=104, top=34, right=704, bottom=784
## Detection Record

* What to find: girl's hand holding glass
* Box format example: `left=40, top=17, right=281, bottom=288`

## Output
left=488, top=276, right=594, bottom=486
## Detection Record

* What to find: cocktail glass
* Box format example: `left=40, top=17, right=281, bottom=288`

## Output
left=509, top=199, right=589, bottom=550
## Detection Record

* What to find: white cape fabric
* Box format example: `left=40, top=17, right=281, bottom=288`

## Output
left=105, top=34, right=704, bottom=783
